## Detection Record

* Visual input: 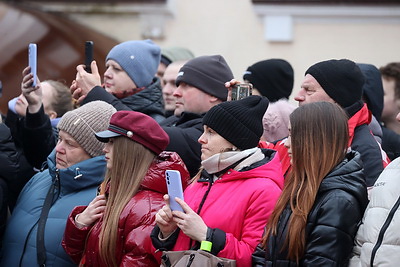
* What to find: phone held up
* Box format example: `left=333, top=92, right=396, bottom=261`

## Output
left=231, top=83, right=253, bottom=101
left=165, top=170, right=184, bottom=212
left=28, top=43, right=37, bottom=87
left=85, top=41, right=94, bottom=73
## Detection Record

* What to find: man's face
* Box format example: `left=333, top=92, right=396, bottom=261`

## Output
left=294, top=74, right=335, bottom=106
left=173, top=82, right=214, bottom=116
left=381, top=77, right=400, bottom=123
left=156, top=62, right=168, bottom=86
left=55, top=130, right=91, bottom=169
left=162, top=63, right=182, bottom=112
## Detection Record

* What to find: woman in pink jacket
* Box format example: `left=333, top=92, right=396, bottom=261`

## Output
left=62, top=111, right=189, bottom=267
left=151, top=96, right=284, bottom=267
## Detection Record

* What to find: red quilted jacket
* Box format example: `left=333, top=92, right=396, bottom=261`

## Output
left=62, top=151, right=189, bottom=267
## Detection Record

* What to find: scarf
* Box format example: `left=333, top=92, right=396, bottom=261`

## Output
left=201, top=147, right=264, bottom=177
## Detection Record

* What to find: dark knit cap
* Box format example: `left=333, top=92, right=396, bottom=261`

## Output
left=176, top=55, right=234, bottom=101
left=305, top=59, right=365, bottom=108
left=203, top=95, right=269, bottom=150
left=243, top=59, right=294, bottom=102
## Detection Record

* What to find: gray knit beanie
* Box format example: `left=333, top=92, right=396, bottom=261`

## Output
left=106, top=39, right=161, bottom=88
left=57, top=101, right=117, bottom=157
left=175, top=55, right=234, bottom=101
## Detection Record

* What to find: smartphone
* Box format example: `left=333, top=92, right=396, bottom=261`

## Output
left=166, top=170, right=184, bottom=212
left=231, top=83, right=252, bottom=101
left=28, top=43, right=37, bottom=86
left=84, top=41, right=94, bottom=73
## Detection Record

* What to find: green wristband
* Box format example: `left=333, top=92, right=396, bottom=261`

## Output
left=200, top=240, right=212, bottom=252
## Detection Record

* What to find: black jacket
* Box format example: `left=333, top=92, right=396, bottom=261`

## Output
left=160, top=112, right=204, bottom=177
left=83, top=77, right=165, bottom=123
left=3, top=111, right=37, bottom=209
left=252, top=151, right=368, bottom=267
left=382, top=126, right=400, bottom=161
left=21, top=105, right=58, bottom=169
left=345, top=101, right=384, bottom=187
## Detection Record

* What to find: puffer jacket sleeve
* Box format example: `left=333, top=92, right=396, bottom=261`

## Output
left=22, top=105, right=57, bottom=169
left=62, top=206, right=91, bottom=264
left=252, top=243, right=267, bottom=267
left=302, top=193, right=363, bottom=266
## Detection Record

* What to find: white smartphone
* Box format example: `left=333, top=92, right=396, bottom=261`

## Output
left=28, top=43, right=37, bottom=86
left=165, top=170, right=184, bottom=212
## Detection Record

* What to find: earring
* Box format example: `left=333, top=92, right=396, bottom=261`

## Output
left=232, top=147, right=237, bottom=151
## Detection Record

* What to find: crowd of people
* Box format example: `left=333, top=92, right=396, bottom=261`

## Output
left=0, top=38, right=399, bottom=267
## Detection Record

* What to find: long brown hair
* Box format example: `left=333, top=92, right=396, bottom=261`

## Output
left=262, top=102, right=349, bottom=263
left=98, top=137, right=156, bottom=267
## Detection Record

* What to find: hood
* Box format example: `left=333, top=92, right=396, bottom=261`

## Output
left=47, top=149, right=106, bottom=194
left=318, top=151, right=368, bottom=211
left=217, top=149, right=285, bottom=190
left=140, top=151, right=190, bottom=194
left=121, top=77, right=165, bottom=117
left=357, top=63, right=384, bottom=122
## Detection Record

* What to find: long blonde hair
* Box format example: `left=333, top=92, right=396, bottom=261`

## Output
left=98, top=137, right=156, bottom=267
left=262, top=102, right=349, bottom=263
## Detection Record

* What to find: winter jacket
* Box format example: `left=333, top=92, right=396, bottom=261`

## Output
left=346, top=102, right=386, bottom=186
left=382, top=126, right=400, bottom=161
left=0, top=123, right=18, bottom=243
left=22, top=105, right=58, bottom=169
left=161, top=112, right=204, bottom=177
left=82, top=77, right=165, bottom=122
left=349, top=157, right=400, bottom=267
left=4, top=110, right=38, bottom=209
left=153, top=149, right=284, bottom=267
left=62, top=151, right=189, bottom=267
left=252, top=151, right=368, bottom=267
left=0, top=149, right=106, bottom=267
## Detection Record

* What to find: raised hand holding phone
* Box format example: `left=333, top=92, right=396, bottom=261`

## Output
left=166, top=170, right=184, bottom=212
left=84, top=41, right=94, bottom=73
left=28, top=43, right=37, bottom=86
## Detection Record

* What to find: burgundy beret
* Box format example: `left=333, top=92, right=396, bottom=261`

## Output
left=95, top=110, right=169, bottom=155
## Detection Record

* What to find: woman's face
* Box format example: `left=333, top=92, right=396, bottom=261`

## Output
left=284, top=122, right=293, bottom=165
left=103, top=138, right=114, bottom=170
left=103, top=59, right=137, bottom=94
left=198, top=125, right=235, bottom=161
left=55, top=130, right=91, bottom=169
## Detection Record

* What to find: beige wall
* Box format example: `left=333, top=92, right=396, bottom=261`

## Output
left=67, top=0, right=400, bottom=103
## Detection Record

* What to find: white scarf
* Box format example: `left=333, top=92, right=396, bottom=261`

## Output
left=201, top=147, right=265, bottom=177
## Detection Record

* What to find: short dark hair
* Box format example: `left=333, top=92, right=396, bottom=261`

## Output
left=380, top=62, right=400, bottom=99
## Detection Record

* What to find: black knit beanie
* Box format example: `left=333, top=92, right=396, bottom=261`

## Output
left=203, top=95, right=269, bottom=150
left=305, top=59, right=365, bottom=108
left=243, top=59, right=294, bottom=102
left=176, top=55, right=234, bottom=101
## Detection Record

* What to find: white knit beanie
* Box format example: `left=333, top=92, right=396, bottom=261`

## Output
left=57, top=101, right=116, bottom=157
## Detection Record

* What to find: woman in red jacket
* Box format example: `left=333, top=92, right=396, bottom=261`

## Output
left=62, top=111, right=189, bottom=267
left=151, top=96, right=284, bottom=266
